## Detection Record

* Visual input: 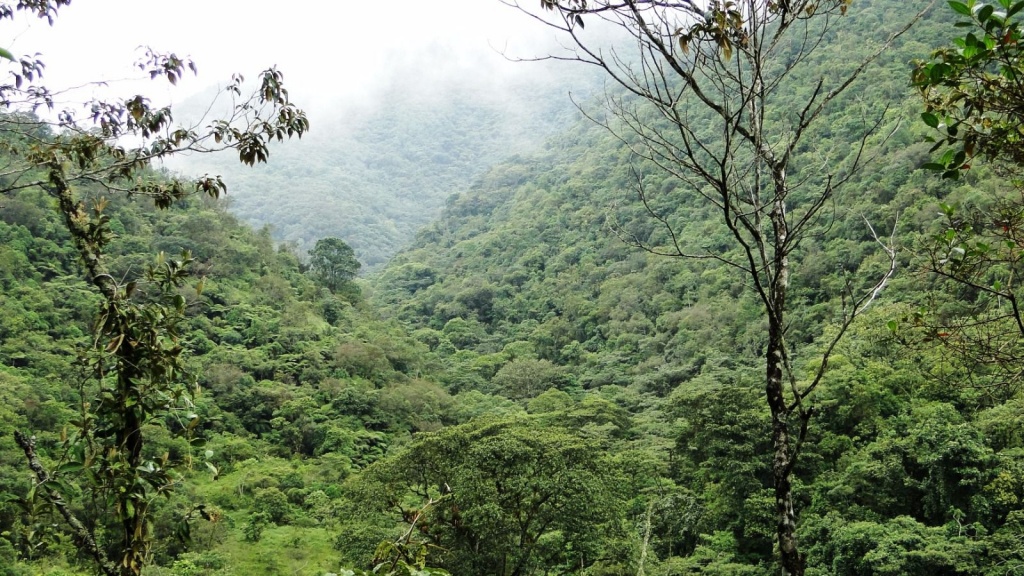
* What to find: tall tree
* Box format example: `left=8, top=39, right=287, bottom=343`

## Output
left=2, top=3, right=308, bottom=575
left=310, top=236, right=362, bottom=292
left=503, top=0, right=926, bottom=573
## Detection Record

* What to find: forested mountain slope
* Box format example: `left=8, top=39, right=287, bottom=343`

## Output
left=0, top=174, right=472, bottom=575
left=373, top=0, right=937, bottom=389
left=364, top=0, right=1024, bottom=573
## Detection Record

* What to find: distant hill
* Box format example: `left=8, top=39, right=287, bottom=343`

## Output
left=170, top=59, right=602, bottom=270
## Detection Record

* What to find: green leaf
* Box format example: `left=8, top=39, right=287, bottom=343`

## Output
left=930, top=62, right=951, bottom=82
left=978, top=4, right=994, bottom=22
left=922, top=112, right=940, bottom=128
left=949, top=0, right=972, bottom=15
left=0, top=47, right=13, bottom=61
left=58, top=461, right=84, bottom=473
left=49, top=479, right=73, bottom=498
left=886, top=320, right=899, bottom=333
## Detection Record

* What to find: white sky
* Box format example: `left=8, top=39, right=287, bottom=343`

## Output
left=6, top=0, right=559, bottom=114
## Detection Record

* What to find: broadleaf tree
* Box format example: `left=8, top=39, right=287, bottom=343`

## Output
left=351, top=416, right=628, bottom=576
left=1, top=3, right=308, bottom=575
left=502, top=0, right=930, bottom=573
left=913, top=0, right=1024, bottom=176
left=911, top=0, right=1024, bottom=399
left=309, top=236, right=362, bottom=293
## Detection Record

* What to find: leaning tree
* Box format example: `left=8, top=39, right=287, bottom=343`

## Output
left=502, top=0, right=930, bottom=573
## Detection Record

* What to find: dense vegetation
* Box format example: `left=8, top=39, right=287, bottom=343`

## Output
left=0, top=179, right=462, bottom=575
left=2, top=0, right=1024, bottom=575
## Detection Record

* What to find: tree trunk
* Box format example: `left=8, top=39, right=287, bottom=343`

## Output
left=767, top=187, right=804, bottom=575
left=117, top=384, right=146, bottom=576
left=767, top=323, right=802, bottom=576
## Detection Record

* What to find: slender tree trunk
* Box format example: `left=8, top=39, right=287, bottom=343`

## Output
left=767, top=182, right=803, bottom=575
left=118, top=378, right=146, bottom=576
left=637, top=500, right=654, bottom=576
left=54, top=178, right=148, bottom=576
left=14, top=432, right=119, bottom=576
left=767, top=322, right=801, bottom=575
left=502, top=2, right=917, bottom=572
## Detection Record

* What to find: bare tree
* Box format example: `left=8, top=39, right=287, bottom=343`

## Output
left=501, top=1, right=928, bottom=573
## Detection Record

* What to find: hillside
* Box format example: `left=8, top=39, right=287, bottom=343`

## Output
left=365, top=0, right=1024, bottom=573
left=0, top=170, right=466, bottom=575
left=372, top=0, right=941, bottom=388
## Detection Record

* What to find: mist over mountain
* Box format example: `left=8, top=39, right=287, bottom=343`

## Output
left=171, top=54, right=602, bottom=270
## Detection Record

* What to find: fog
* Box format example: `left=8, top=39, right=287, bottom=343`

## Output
left=8, top=0, right=575, bottom=116
left=6, top=0, right=616, bottom=266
